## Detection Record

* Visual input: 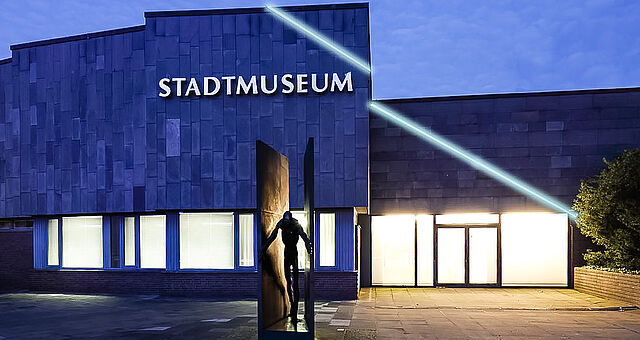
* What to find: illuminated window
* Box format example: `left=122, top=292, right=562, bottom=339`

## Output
left=124, top=217, right=135, bottom=266
left=416, top=215, right=434, bottom=286
left=501, top=213, right=568, bottom=286
left=62, top=216, right=103, bottom=268
left=239, top=214, right=254, bottom=267
left=140, top=215, right=166, bottom=269
left=179, top=213, right=234, bottom=269
left=291, top=211, right=309, bottom=269
left=319, top=213, right=335, bottom=267
left=47, top=219, right=59, bottom=266
left=371, top=215, right=415, bottom=286
left=435, top=213, right=499, bottom=225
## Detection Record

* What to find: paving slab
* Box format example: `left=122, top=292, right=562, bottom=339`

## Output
left=0, top=288, right=639, bottom=339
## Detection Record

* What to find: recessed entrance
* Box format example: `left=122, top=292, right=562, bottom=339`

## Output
left=369, top=212, right=569, bottom=288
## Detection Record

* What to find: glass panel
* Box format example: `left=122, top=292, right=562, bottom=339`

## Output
left=501, top=213, right=568, bottom=286
left=437, top=228, right=465, bottom=284
left=319, top=213, right=335, bottom=267
left=124, top=217, right=135, bottom=266
left=179, top=213, right=234, bottom=269
left=140, top=215, right=166, bottom=269
left=436, top=213, right=499, bottom=225
left=47, top=219, right=59, bottom=266
left=291, top=211, right=309, bottom=269
left=371, top=215, right=415, bottom=286
left=416, top=215, right=434, bottom=286
left=239, top=214, right=254, bottom=267
left=469, top=228, right=497, bottom=284
left=62, top=216, right=103, bottom=268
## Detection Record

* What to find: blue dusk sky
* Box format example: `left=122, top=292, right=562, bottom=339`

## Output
left=1, top=0, right=638, bottom=99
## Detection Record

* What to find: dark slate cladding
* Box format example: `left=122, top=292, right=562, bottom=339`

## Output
left=371, top=89, right=640, bottom=214
left=0, top=4, right=371, bottom=217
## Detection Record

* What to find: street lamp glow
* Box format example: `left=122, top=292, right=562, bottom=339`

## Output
left=368, top=101, right=579, bottom=220
left=266, top=4, right=371, bottom=74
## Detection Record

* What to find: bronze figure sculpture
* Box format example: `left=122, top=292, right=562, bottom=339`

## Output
left=261, top=211, right=313, bottom=321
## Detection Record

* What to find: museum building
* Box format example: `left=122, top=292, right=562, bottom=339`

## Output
left=1, top=3, right=640, bottom=299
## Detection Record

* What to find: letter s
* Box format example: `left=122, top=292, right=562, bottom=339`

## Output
left=282, top=74, right=294, bottom=94
left=158, top=78, right=171, bottom=97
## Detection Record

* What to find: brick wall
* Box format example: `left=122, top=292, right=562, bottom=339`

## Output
left=0, top=230, right=34, bottom=291
left=306, top=271, right=358, bottom=300
left=26, top=269, right=356, bottom=300
left=574, top=267, right=640, bottom=306
left=0, top=229, right=358, bottom=300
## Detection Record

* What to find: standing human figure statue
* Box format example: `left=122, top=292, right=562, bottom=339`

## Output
left=261, top=211, right=313, bottom=321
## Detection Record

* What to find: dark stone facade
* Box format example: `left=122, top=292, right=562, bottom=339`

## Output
left=370, top=88, right=640, bottom=214
left=0, top=3, right=371, bottom=218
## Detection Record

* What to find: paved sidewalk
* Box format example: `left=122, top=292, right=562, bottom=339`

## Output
left=0, top=289, right=639, bottom=339
left=358, top=287, right=634, bottom=310
left=339, top=288, right=640, bottom=339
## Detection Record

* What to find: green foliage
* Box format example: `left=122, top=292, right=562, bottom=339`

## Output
left=573, top=149, right=640, bottom=270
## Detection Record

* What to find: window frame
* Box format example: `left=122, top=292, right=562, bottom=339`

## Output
left=177, top=212, right=235, bottom=271
left=59, top=215, right=105, bottom=270
left=120, top=215, right=140, bottom=269
left=290, top=209, right=311, bottom=272
left=174, top=211, right=257, bottom=273
left=45, top=217, right=62, bottom=269
left=138, top=214, right=167, bottom=270
left=236, top=212, right=257, bottom=271
left=39, top=210, right=263, bottom=273
left=316, top=211, right=337, bottom=270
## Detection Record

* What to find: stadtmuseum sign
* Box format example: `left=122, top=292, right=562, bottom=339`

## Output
left=158, top=72, right=353, bottom=97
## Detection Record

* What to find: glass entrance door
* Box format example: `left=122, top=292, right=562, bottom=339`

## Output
left=436, top=226, right=498, bottom=286
left=437, top=228, right=466, bottom=284
left=469, top=228, right=497, bottom=284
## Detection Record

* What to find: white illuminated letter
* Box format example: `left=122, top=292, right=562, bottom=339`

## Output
left=296, top=74, right=308, bottom=93
left=237, top=75, right=258, bottom=95
left=184, top=78, right=201, bottom=96
left=221, top=76, right=236, bottom=95
left=260, top=75, right=278, bottom=94
left=172, top=77, right=187, bottom=96
left=281, top=74, right=294, bottom=94
left=204, top=77, right=221, bottom=96
left=330, top=72, right=353, bottom=92
left=158, top=78, right=172, bottom=97
left=311, top=73, right=329, bottom=93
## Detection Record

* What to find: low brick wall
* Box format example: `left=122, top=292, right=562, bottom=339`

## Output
left=27, top=270, right=357, bottom=300
left=1, top=229, right=358, bottom=300
left=574, top=267, right=640, bottom=306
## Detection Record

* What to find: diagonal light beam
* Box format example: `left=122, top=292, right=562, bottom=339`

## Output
left=369, top=101, right=578, bottom=219
left=266, top=4, right=577, bottom=219
left=265, top=4, right=371, bottom=74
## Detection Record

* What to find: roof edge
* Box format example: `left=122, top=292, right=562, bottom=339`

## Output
left=376, top=86, right=640, bottom=103
left=10, top=25, right=146, bottom=51
left=0, top=57, right=11, bottom=65
left=145, top=2, right=369, bottom=17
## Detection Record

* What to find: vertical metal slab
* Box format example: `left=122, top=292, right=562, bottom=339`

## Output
left=257, top=140, right=290, bottom=336
left=303, top=138, right=315, bottom=337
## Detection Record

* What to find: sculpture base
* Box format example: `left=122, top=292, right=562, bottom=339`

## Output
left=263, top=302, right=311, bottom=339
